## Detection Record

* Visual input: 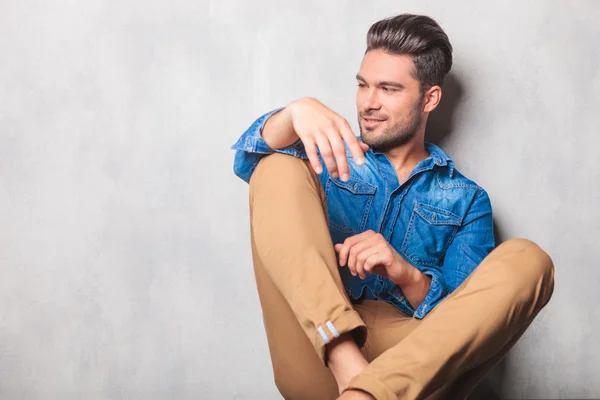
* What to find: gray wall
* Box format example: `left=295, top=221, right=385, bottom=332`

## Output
left=0, top=0, right=598, bottom=399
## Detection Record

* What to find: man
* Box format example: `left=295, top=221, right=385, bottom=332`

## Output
left=231, top=14, right=554, bottom=400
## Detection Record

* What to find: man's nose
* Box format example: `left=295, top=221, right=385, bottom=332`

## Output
left=363, top=89, right=381, bottom=111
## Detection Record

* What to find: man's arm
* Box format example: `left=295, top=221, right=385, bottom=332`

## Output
left=335, top=189, right=494, bottom=319
left=231, top=98, right=368, bottom=183
left=335, top=231, right=433, bottom=310
left=261, top=106, right=300, bottom=150
left=231, top=108, right=305, bottom=183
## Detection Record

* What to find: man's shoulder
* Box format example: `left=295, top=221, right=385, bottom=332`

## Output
left=438, top=167, right=485, bottom=191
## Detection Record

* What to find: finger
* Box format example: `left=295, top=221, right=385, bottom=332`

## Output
left=315, top=134, right=338, bottom=178
left=355, top=254, right=365, bottom=279
left=337, top=242, right=349, bottom=267
left=302, top=138, right=323, bottom=175
left=360, top=238, right=390, bottom=278
left=338, top=119, right=365, bottom=167
left=356, top=246, right=381, bottom=279
left=364, top=232, right=386, bottom=249
left=325, top=128, right=350, bottom=181
left=347, top=234, right=377, bottom=274
left=355, top=250, right=370, bottom=280
left=338, top=230, right=375, bottom=267
left=359, top=142, right=370, bottom=152
left=364, top=253, right=386, bottom=277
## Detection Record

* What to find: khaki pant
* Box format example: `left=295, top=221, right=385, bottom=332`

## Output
left=248, top=153, right=554, bottom=400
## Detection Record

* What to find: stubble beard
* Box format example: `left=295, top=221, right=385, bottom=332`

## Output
left=359, top=101, right=423, bottom=153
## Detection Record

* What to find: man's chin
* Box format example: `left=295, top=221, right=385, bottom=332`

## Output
left=360, top=130, right=380, bottom=144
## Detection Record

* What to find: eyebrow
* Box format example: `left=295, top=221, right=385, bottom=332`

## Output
left=356, top=74, right=405, bottom=89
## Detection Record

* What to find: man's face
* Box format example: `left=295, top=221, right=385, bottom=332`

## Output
left=356, top=49, right=424, bottom=152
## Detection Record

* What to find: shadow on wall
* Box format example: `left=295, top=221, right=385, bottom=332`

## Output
left=425, top=73, right=463, bottom=148
left=426, top=73, right=508, bottom=400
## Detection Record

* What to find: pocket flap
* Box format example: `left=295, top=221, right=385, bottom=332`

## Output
left=329, top=177, right=377, bottom=195
left=414, top=203, right=461, bottom=226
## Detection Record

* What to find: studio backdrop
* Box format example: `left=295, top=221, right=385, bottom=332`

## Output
left=0, top=0, right=598, bottom=399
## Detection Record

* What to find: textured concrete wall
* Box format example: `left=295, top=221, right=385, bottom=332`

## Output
left=1, top=0, right=598, bottom=398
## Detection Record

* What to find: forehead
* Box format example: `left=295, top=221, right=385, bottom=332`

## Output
left=358, top=50, right=418, bottom=84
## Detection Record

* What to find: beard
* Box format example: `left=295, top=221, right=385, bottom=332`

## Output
left=359, top=99, right=423, bottom=153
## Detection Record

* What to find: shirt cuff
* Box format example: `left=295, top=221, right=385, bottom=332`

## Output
left=231, top=108, right=309, bottom=182
left=411, top=267, right=447, bottom=319
left=231, top=107, right=307, bottom=157
left=387, top=267, right=447, bottom=319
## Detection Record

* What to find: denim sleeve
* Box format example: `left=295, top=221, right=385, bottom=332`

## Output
left=406, top=189, right=495, bottom=319
left=231, top=108, right=309, bottom=183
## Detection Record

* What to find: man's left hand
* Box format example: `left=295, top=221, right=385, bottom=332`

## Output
left=334, top=230, right=413, bottom=285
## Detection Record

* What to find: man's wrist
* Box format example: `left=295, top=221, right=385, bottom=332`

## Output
left=392, top=264, right=432, bottom=310
left=393, top=260, right=423, bottom=287
left=396, top=263, right=431, bottom=291
left=261, top=107, right=298, bottom=149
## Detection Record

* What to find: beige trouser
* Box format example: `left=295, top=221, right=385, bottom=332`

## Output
left=248, top=153, right=554, bottom=400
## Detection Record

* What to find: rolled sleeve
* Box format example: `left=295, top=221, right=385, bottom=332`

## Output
left=412, top=267, right=447, bottom=319
left=231, top=108, right=308, bottom=183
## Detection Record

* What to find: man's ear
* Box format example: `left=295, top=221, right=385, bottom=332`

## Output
left=423, top=86, right=442, bottom=113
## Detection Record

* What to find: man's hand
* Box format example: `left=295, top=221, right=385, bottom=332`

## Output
left=334, top=230, right=413, bottom=285
left=286, top=98, right=370, bottom=181
left=334, top=230, right=433, bottom=309
left=262, top=98, right=368, bottom=181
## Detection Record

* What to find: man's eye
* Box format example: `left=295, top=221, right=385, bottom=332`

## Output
left=357, top=83, right=366, bottom=88
left=382, top=87, right=395, bottom=92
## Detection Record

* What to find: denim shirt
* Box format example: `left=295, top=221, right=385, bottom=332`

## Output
left=232, top=109, right=495, bottom=319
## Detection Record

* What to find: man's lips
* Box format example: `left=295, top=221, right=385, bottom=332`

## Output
left=362, top=117, right=386, bottom=128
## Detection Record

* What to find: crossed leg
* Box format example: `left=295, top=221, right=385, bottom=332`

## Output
left=248, top=153, right=554, bottom=400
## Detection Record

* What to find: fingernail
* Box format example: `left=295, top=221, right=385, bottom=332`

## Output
left=356, top=158, right=364, bottom=166
left=341, top=173, right=349, bottom=181
left=315, top=166, right=323, bottom=174
left=332, top=172, right=339, bottom=178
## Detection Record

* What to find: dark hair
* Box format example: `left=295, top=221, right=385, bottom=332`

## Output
left=366, top=14, right=453, bottom=91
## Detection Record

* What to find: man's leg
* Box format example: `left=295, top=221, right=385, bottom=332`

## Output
left=251, top=236, right=340, bottom=399
left=352, top=300, right=421, bottom=363
left=345, top=238, right=555, bottom=400
left=248, top=153, right=367, bottom=399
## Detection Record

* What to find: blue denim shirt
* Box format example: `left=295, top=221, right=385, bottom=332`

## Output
left=232, top=109, right=495, bottom=319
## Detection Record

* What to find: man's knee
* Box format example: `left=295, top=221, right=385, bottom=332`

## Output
left=492, top=238, right=555, bottom=305
left=251, top=153, right=312, bottom=184
left=249, top=153, right=323, bottom=201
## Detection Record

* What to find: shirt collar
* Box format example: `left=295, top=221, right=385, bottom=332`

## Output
left=425, top=142, right=454, bottom=177
left=369, top=142, right=455, bottom=177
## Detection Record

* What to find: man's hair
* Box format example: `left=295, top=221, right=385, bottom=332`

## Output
left=366, top=14, right=453, bottom=92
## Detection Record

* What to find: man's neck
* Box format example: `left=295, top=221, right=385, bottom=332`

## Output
left=384, top=137, right=429, bottom=184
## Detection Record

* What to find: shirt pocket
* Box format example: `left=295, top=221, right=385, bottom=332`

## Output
left=401, top=202, right=462, bottom=266
left=326, top=177, right=377, bottom=234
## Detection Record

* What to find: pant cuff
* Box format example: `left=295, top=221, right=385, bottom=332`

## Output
left=344, top=373, right=395, bottom=400
left=313, top=309, right=367, bottom=365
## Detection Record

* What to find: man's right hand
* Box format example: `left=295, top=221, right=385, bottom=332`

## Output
left=262, top=97, right=369, bottom=182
